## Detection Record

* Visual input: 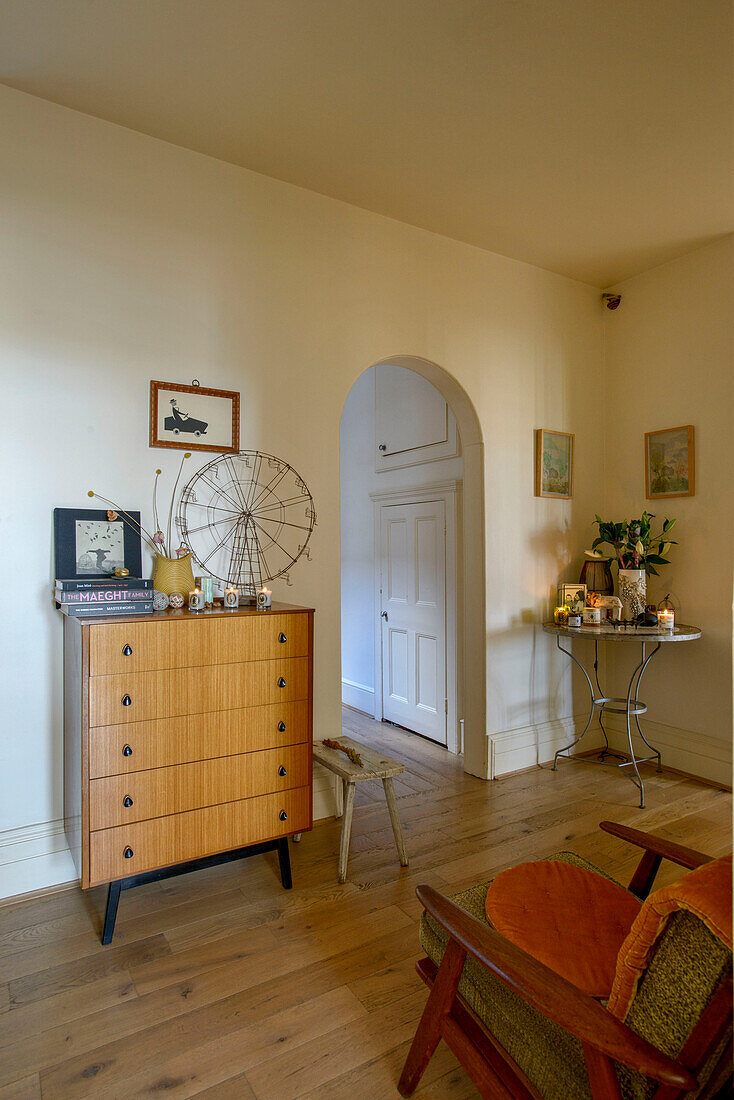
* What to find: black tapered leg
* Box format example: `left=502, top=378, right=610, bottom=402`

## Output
left=102, top=881, right=122, bottom=945
left=277, top=837, right=293, bottom=889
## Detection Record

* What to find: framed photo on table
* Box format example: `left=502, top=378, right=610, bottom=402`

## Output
left=535, top=429, right=574, bottom=498
left=54, top=508, right=143, bottom=580
left=645, top=425, right=695, bottom=498
left=150, top=380, right=240, bottom=453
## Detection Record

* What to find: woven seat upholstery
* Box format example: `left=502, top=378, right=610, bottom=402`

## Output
left=420, top=853, right=731, bottom=1100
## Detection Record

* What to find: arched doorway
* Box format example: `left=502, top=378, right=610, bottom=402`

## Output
left=340, top=355, right=486, bottom=778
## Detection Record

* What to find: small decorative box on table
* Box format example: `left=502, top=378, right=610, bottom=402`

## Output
left=64, top=601, right=314, bottom=943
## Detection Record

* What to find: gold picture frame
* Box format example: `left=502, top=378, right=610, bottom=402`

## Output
left=535, top=429, right=574, bottom=499
left=645, top=425, right=695, bottom=498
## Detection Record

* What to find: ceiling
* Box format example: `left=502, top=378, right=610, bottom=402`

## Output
left=1, top=0, right=731, bottom=287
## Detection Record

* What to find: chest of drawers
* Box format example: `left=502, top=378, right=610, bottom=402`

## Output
left=64, top=602, right=314, bottom=937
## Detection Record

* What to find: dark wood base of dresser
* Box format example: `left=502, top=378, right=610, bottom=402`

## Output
left=101, top=835, right=293, bottom=944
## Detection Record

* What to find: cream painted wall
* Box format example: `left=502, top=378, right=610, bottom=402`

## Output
left=1, top=86, right=605, bottom=897
left=600, top=237, right=734, bottom=781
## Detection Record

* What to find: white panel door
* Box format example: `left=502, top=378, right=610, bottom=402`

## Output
left=380, top=500, right=447, bottom=744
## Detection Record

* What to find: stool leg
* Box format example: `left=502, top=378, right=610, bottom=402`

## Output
left=338, top=781, right=356, bottom=883
left=383, top=777, right=408, bottom=866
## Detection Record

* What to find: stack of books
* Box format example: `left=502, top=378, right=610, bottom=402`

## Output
left=54, top=577, right=154, bottom=617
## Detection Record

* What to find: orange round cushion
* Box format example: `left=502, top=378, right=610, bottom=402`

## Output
left=485, top=860, right=642, bottom=998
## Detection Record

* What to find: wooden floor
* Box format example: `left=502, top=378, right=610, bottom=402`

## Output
left=0, top=709, right=731, bottom=1099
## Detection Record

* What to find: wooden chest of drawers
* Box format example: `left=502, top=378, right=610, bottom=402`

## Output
left=64, top=603, right=314, bottom=892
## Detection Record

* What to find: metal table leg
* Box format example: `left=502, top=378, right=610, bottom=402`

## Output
left=553, top=635, right=664, bottom=807
left=553, top=636, right=595, bottom=769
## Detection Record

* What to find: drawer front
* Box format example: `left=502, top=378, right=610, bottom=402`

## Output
left=88, top=701, right=310, bottom=778
left=89, top=744, right=312, bottom=829
left=89, top=787, right=311, bottom=885
left=89, top=656, right=308, bottom=726
left=89, top=612, right=310, bottom=676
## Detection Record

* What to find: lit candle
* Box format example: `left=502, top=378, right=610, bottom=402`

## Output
left=188, top=587, right=204, bottom=612
left=658, top=608, right=675, bottom=631
left=224, top=586, right=239, bottom=609
left=257, top=586, right=272, bottom=610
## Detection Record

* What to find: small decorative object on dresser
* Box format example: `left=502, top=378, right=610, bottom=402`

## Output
left=152, top=590, right=169, bottom=611
left=168, top=591, right=184, bottom=609
left=645, top=424, right=694, bottom=498
left=150, top=379, right=240, bottom=453
left=535, top=429, right=574, bottom=498
left=63, top=602, right=314, bottom=943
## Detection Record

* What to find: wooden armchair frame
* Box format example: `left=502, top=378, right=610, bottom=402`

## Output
left=398, top=821, right=732, bottom=1100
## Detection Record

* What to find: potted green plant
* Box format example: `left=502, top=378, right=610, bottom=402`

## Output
left=592, top=512, right=676, bottom=620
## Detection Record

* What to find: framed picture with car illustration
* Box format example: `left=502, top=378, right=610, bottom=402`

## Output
left=535, top=429, right=574, bottom=498
left=150, top=380, right=240, bottom=453
left=645, top=424, right=695, bottom=498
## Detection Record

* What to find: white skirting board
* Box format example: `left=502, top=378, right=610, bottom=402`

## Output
left=1, top=766, right=343, bottom=903
left=600, top=714, right=732, bottom=788
left=489, top=712, right=731, bottom=787
left=340, top=678, right=376, bottom=716
left=489, top=714, right=599, bottom=778
left=0, top=818, right=77, bottom=901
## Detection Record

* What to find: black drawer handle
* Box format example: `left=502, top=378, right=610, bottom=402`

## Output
left=121, top=694, right=131, bottom=707
left=122, top=644, right=133, bottom=656
left=279, top=810, right=288, bottom=821
left=278, top=766, right=287, bottom=777
left=278, top=633, right=287, bottom=643
left=122, top=744, right=133, bottom=757
left=278, top=721, right=287, bottom=732
left=123, top=795, right=133, bottom=808
left=123, top=847, right=134, bottom=859
left=277, top=677, right=286, bottom=688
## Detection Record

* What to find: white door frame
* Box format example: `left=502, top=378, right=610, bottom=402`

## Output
left=370, top=480, right=461, bottom=754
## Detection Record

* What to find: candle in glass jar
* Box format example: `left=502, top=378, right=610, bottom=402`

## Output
left=658, top=608, right=675, bottom=631
left=188, top=587, right=204, bottom=612
left=257, top=586, right=272, bottom=610
left=224, top=586, right=239, bottom=609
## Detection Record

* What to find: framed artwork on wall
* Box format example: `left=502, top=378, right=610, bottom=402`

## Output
left=150, top=380, right=240, bottom=453
left=645, top=425, right=695, bottom=498
left=535, top=429, right=574, bottom=498
left=54, top=508, right=143, bottom=579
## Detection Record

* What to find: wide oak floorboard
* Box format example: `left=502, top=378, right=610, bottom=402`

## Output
left=0, top=707, right=730, bottom=1098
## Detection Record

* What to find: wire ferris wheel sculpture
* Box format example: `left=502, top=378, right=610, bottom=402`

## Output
left=176, top=451, right=316, bottom=598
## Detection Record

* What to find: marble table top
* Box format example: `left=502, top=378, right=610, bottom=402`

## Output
left=542, top=621, right=701, bottom=643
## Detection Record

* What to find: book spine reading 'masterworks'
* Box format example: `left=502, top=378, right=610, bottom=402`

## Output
left=55, top=578, right=153, bottom=592
left=59, top=602, right=154, bottom=617
left=55, top=588, right=152, bottom=603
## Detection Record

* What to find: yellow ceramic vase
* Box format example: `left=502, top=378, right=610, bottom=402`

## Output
left=152, top=553, right=195, bottom=596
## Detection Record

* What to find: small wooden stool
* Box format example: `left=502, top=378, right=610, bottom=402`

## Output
left=313, top=736, right=409, bottom=883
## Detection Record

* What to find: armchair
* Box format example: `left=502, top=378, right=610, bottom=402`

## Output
left=398, top=821, right=732, bottom=1099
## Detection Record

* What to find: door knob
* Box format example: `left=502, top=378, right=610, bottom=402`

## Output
left=122, top=644, right=132, bottom=656
left=278, top=633, right=287, bottom=643
left=279, top=810, right=288, bottom=821
left=123, top=847, right=134, bottom=859
left=278, top=766, right=287, bottom=777
left=381, top=611, right=388, bottom=622
left=123, top=795, right=133, bottom=808
left=277, top=677, right=286, bottom=688
left=278, top=721, right=287, bottom=732
left=122, top=744, right=133, bottom=757
left=121, top=695, right=131, bottom=707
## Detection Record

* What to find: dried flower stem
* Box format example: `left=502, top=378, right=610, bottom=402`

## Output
left=87, top=492, right=157, bottom=551
left=166, top=453, right=191, bottom=557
